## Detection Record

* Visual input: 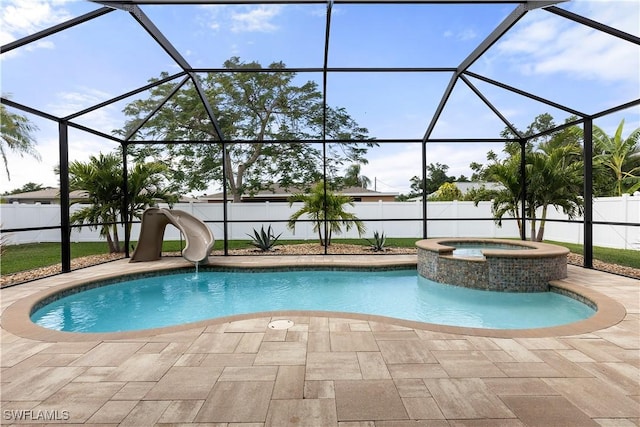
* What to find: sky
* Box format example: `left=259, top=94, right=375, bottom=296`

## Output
left=1, top=0, right=639, bottom=196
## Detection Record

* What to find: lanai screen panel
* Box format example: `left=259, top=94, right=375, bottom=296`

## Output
left=470, top=1, right=640, bottom=122
left=1, top=0, right=638, bottom=212
left=140, top=3, right=328, bottom=69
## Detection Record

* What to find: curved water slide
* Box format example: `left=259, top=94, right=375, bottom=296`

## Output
left=130, top=208, right=215, bottom=264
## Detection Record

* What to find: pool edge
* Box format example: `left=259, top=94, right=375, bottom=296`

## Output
left=1, top=257, right=627, bottom=341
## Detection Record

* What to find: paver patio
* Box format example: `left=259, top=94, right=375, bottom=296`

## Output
left=1, top=256, right=638, bottom=426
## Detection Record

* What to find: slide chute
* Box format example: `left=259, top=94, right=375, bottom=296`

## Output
left=130, top=208, right=214, bottom=264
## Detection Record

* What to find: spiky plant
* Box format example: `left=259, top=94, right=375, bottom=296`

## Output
left=366, top=231, right=387, bottom=252
left=247, top=225, right=282, bottom=252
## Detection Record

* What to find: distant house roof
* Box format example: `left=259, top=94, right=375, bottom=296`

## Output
left=2, top=188, right=192, bottom=204
left=199, top=184, right=398, bottom=203
left=2, top=188, right=88, bottom=204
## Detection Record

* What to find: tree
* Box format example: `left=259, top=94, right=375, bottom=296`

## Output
left=119, top=57, right=375, bottom=202
left=425, top=163, right=455, bottom=194
left=476, top=150, right=525, bottom=235
left=68, top=152, right=177, bottom=253
left=287, top=181, right=365, bottom=246
left=428, top=182, right=463, bottom=201
left=473, top=114, right=584, bottom=241
left=527, top=134, right=584, bottom=241
left=340, top=163, right=372, bottom=189
left=405, top=176, right=424, bottom=199
left=403, top=163, right=460, bottom=199
left=500, top=112, right=556, bottom=151
left=0, top=102, right=40, bottom=180
left=591, top=119, right=640, bottom=196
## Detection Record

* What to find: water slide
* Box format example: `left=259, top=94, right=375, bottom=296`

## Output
left=130, top=207, right=215, bottom=264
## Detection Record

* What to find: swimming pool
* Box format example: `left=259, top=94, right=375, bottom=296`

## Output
left=31, top=269, right=595, bottom=333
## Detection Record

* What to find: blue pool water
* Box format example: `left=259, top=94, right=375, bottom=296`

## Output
left=31, top=270, right=595, bottom=333
left=452, top=243, right=531, bottom=257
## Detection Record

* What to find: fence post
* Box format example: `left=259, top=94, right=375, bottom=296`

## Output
left=623, top=193, right=629, bottom=250
left=636, top=194, right=640, bottom=249
left=453, top=200, right=459, bottom=237
left=265, top=201, right=270, bottom=228
left=378, top=200, right=383, bottom=235
left=489, top=200, right=497, bottom=238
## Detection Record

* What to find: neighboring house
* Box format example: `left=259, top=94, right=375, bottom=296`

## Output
left=199, top=184, right=398, bottom=203
left=1, top=188, right=88, bottom=204
left=2, top=188, right=194, bottom=204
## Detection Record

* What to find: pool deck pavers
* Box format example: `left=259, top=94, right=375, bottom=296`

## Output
left=1, top=255, right=638, bottom=426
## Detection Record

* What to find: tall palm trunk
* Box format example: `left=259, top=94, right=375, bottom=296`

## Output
left=111, top=223, right=121, bottom=253
left=535, top=205, right=549, bottom=242
left=104, top=229, right=117, bottom=253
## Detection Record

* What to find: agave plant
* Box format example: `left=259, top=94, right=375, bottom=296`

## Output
left=366, top=231, right=387, bottom=252
left=247, top=225, right=282, bottom=252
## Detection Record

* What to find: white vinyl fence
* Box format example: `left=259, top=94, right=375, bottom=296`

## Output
left=2, top=195, right=639, bottom=250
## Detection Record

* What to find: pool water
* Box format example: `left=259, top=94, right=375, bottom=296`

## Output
left=31, top=269, right=594, bottom=333
left=452, top=243, right=531, bottom=257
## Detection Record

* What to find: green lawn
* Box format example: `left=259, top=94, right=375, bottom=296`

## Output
left=1, top=242, right=112, bottom=275
left=546, top=240, right=640, bottom=269
left=1, top=238, right=638, bottom=275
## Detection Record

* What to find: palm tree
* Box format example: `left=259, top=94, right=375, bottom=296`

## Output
left=69, top=153, right=122, bottom=252
left=480, top=151, right=525, bottom=235
left=69, top=152, right=177, bottom=253
left=0, top=103, right=40, bottom=180
left=287, top=181, right=365, bottom=246
left=527, top=140, right=584, bottom=241
left=343, top=163, right=372, bottom=189
left=592, top=119, right=640, bottom=196
left=474, top=123, right=584, bottom=241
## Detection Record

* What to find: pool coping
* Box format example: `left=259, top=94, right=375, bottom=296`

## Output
left=415, top=238, right=570, bottom=258
left=1, top=256, right=627, bottom=341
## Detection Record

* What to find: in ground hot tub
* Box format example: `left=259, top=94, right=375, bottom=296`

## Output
left=416, top=238, right=569, bottom=292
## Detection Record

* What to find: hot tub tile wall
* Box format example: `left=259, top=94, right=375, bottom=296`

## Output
left=417, top=248, right=439, bottom=279
left=417, top=245, right=568, bottom=293
left=486, top=255, right=566, bottom=292
left=438, top=256, right=489, bottom=289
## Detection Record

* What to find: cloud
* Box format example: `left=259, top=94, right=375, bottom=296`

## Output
left=25, top=40, right=54, bottom=51
left=362, top=141, right=496, bottom=194
left=0, top=0, right=72, bottom=56
left=48, top=88, right=112, bottom=116
left=199, top=5, right=282, bottom=33
left=495, top=1, right=639, bottom=83
left=363, top=145, right=422, bottom=193
left=444, top=28, right=478, bottom=41
left=47, top=88, right=125, bottom=136
left=231, top=6, right=282, bottom=33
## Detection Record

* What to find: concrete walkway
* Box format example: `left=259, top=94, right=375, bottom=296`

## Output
left=1, top=256, right=638, bottom=426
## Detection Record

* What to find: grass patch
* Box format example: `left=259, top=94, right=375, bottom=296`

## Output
left=1, top=242, right=112, bottom=275
left=2, top=238, right=637, bottom=275
left=546, top=240, right=640, bottom=269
